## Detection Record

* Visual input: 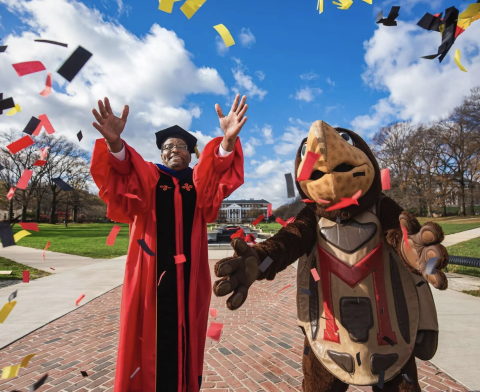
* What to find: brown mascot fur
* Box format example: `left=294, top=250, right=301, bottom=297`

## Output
left=213, top=121, right=449, bottom=391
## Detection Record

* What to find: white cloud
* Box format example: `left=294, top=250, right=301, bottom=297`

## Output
left=300, top=71, right=319, bottom=80
left=212, top=127, right=223, bottom=137
left=248, top=136, right=262, bottom=146
left=255, top=70, right=265, bottom=81
left=215, top=35, right=229, bottom=56
left=261, top=124, right=274, bottom=144
left=0, top=0, right=228, bottom=163
left=243, top=142, right=255, bottom=157
left=326, top=77, right=335, bottom=86
left=274, top=118, right=310, bottom=155
left=325, top=105, right=338, bottom=113
left=351, top=20, right=480, bottom=136
left=239, top=28, right=256, bottom=48
left=293, top=86, right=322, bottom=102
left=231, top=59, right=268, bottom=100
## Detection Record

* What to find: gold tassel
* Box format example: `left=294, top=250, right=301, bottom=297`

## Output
left=194, top=145, right=200, bottom=159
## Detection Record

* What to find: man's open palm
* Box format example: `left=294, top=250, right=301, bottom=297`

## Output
left=215, top=94, right=248, bottom=141
left=92, top=97, right=129, bottom=144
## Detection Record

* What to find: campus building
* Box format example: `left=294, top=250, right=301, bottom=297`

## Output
left=218, top=199, right=270, bottom=223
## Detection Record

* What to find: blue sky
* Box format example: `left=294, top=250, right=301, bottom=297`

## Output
left=1, top=0, right=480, bottom=206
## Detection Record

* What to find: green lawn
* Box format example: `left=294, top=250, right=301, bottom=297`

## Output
left=417, top=217, right=480, bottom=235
left=0, top=256, right=51, bottom=281
left=462, top=289, right=480, bottom=297
left=445, top=237, right=480, bottom=278
left=255, top=222, right=283, bottom=232
left=10, top=223, right=130, bottom=259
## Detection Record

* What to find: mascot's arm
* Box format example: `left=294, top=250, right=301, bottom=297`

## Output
left=252, top=206, right=318, bottom=281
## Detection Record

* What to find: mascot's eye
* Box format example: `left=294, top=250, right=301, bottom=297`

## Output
left=339, top=132, right=354, bottom=146
left=301, top=143, right=307, bottom=158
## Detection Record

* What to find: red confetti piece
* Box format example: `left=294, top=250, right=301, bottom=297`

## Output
left=252, top=214, right=265, bottom=226
left=275, top=284, right=292, bottom=295
left=23, top=271, right=30, bottom=283
left=125, top=193, right=142, bottom=201
left=286, top=217, right=296, bottom=224
left=401, top=226, right=410, bottom=251
left=174, top=254, right=186, bottom=264
left=310, top=268, right=320, bottom=282
left=39, top=147, right=49, bottom=160
left=7, top=187, right=16, bottom=200
left=245, top=234, right=257, bottom=244
left=33, top=159, right=47, bottom=167
left=381, top=168, right=391, bottom=191
left=32, top=114, right=56, bottom=136
left=325, top=190, right=362, bottom=211
left=6, top=135, right=34, bottom=154
left=267, top=203, right=272, bottom=217
left=43, top=240, right=51, bottom=261
left=297, top=151, right=321, bottom=181
left=50, top=267, right=55, bottom=270
left=209, top=308, right=218, bottom=318
left=12, top=61, right=46, bottom=76
left=75, top=293, right=85, bottom=306
left=302, top=199, right=315, bottom=203
left=19, top=222, right=39, bottom=232
left=317, top=199, right=330, bottom=204
left=206, top=322, right=223, bottom=341
left=106, top=225, right=121, bottom=246
left=16, top=170, right=33, bottom=190
left=276, top=217, right=287, bottom=227
left=158, top=271, right=166, bottom=286
left=230, top=228, right=245, bottom=240
left=226, top=226, right=240, bottom=230
left=39, top=72, right=52, bottom=97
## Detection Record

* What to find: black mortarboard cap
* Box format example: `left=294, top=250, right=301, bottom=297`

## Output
left=0, top=222, right=15, bottom=248
left=155, top=125, right=197, bottom=154
left=57, top=46, right=92, bottom=82
left=52, top=177, right=74, bottom=191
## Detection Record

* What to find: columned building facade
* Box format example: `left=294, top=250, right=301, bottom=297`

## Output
left=218, top=199, right=270, bottom=223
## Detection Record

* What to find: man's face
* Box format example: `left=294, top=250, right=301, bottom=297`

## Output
left=161, top=137, right=192, bottom=171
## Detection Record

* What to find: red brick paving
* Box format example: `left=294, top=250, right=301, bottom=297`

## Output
left=0, top=261, right=469, bottom=392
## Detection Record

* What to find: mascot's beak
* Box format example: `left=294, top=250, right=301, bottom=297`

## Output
left=312, top=121, right=328, bottom=162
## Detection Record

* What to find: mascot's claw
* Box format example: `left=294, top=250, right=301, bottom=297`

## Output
left=399, top=212, right=449, bottom=290
left=213, top=238, right=261, bottom=310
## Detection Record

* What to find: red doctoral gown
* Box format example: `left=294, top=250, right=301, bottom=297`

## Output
left=90, top=137, right=244, bottom=392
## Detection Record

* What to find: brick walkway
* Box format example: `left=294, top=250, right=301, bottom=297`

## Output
left=0, top=261, right=469, bottom=392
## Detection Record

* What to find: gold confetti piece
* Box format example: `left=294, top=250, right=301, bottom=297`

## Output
left=1, top=364, right=20, bottom=379
left=180, top=0, right=207, bottom=19
left=0, top=300, right=17, bottom=323
left=454, top=49, right=467, bottom=72
left=213, top=24, right=235, bottom=47
left=458, top=3, right=480, bottom=30
left=6, top=103, right=22, bottom=116
left=20, top=353, right=37, bottom=368
left=317, top=0, right=324, bottom=13
left=362, top=0, right=372, bottom=4
left=158, top=0, right=181, bottom=13
left=332, top=0, right=353, bottom=9
left=14, top=230, right=31, bottom=243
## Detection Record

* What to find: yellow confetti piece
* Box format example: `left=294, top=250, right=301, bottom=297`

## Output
left=213, top=24, right=235, bottom=47
left=0, top=300, right=17, bottom=323
left=158, top=0, right=181, bottom=13
left=317, top=0, right=324, bottom=13
left=6, top=103, right=22, bottom=116
left=332, top=0, right=353, bottom=10
left=458, top=3, right=480, bottom=30
left=454, top=49, right=467, bottom=72
left=362, top=0, right=372, bottom=4
left=1, top=364, right=20, bottom=379
left=14, top=230, right=31, bottom=243
left=20, top=353, right=37, bottom=368
left=180, top=0, right=207, bottom=19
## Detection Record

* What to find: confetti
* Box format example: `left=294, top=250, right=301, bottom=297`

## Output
left=267, top=203, right=272, bottom=217
left=206, top=322, right=223, bottom=341
left=301, top=199, right=315, bottom=203
left=125, top=193, right=142, bottom=201
left=317, top=198, right=330, bottom=204
left=401, top=226, right=410, bottom=251
left=6, top=135, right=35, bottom=154
left=16, top=170, right=33, bottom=190
left=23, top=270, right=30, bottom=283
left=317, top=0, right=323, bottom=14
left=158, top=0, right=181, bottom=13
left=0, top=300, right=17, bottom=323
left=12, top=61, right=46, bottom=76
left=213, top=24, right=235, bottom=47
left=57, top=46, right=93, bottom=82
left=332, top=0, right=353, bottom=10
left=0, top=45, right=7, bottom=52
left=416, top=281, right=427, bottom=287
left=297, top=151, right=321, bottom=181
left=158, top=271, right=166, bottom=286
left=34, top=39, right=68, bottom=47
left=275, top=284, right=292, bottom=295
left=258, top=256, right=274, bottom=273
left=1, top=364, right=20, bottom=379
left=0, top=94, right=15, bottom=114
left=0, top=222, right=15, bottom=247
left=284, top=173, right=295, bottom=198
left=39, top=72, right=52, bottom=97
left=75, top=293, right=85, bottom=306
left=6, top=103, right=22, bottom=116
left=310, top=268, right=320, bottom=282
left=106, top=225, right=121, bottom=246
left=286, top=217, right=296, bottom=224
left=382, top=335, right=396, bottom=346
left=230, top=228, right=245, bottom=240
left=138, top=239, right=155, bottom=256
left=209, top=308, right=218, bottom=318
left=14, top=230, right=32, bottom=243
left=304, top=346, right=310, bottom=356
left=43, top=240, right=51, bottom=261
left=50, top=267, right=55, bottom=271
left=454, top=49, right=467, bottom=72
left=325, top=190, right=362, bottom=211
left=19, top=222, right=39, bottom=232
left=378, top=370, right=385, bottom=389
left=356, top=352, right=361, bottom=366
left=276, top=217, right=287, bottom=227
left=40, top=146, right=50, bottom=160
left=24, top=117, right=42, bottom=135
left=77, top=130, right=83, bottom=141
left=33, top=159, right=47, bottom=167
left=32, top=114, right=56, bottom=135
left=380, top=168, right=391, bottom=190
left=180, top=0, right=207, bottom=19
left=426, top=257, right=438, bottom=275
left=80, top=370, right=88, bottom=377
left=252, top=214, right=265, bottom=226
left=376, top=6, right=400, bottom=26
left=130, top=367, right=140, bottom=379
left=52, top=177, right=74, bottom=191
left=7, top=187, right=16, bottom=200
left=20, top=353, right=37, bottom=368
left=300, top=288, right=311, bottom=296
left=8, top=290, right=17, bottom=302
left=30, top=373, right=48, bottom=391
left=175, top=254, right=186, bottom=264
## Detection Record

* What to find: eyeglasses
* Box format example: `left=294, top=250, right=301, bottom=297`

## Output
left=162, top=144, right=188, bottom=151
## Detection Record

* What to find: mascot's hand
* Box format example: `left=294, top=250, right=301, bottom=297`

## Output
left=399, top=212, right=449, bottom=290
left=213, top=238, right=260, bottom=310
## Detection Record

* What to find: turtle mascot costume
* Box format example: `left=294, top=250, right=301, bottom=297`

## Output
left=213, top=120, right=449, bottom=391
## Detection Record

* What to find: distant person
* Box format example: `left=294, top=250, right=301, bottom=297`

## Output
left=90, top=95, right=248, bottom=392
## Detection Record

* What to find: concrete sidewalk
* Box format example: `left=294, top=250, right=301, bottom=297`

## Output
left=442, top=227, right=480, bottom=247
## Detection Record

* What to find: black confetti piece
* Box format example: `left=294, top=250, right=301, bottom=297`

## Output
left=57, top=46, right=92, bottom=82
left=52, top=177, right=74, bottom=191
left=34, top=39, right=68, bottom=47
left=377, top=370, right=385, bottom=389
left=300, top=288, right=311, bottom=296
left=416, top=280, right=427, bottom=287
left=0, top=45, right=7, bottom=52
left=80, top=370, right=88, bottom=377
left=30, top=373, right=48, bottom=391
left=356, top=352, right=361, bottom=366
left=0, top=163, right=4, bottom=171
left=0, top=94, right=15, bottom=114
left=285, top=173, right=295, bottom=198
left=382, top=336, right=396, bottom=346
left=303, top=346, right=310, bottom=356
left=23, top=116, right=41, bottom=135
left=0, top=222, right=16, bottom=248
left=426, top=257, right=438, bottom=275
left=258, top=256, right=274, bottom=273
left=402, top=373, right=413, bottom=384
left=77, top=130, right=83, bottom=142
left=138, top=239, right=155, bottom=256
left=8, top=290, right=17, bottom=303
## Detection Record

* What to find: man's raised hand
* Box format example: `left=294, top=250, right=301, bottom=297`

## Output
left=92, top=97, right=129, bottom=152
left=215, top=94, right=248, bottom=152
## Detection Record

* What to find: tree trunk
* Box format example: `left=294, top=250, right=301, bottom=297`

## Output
left=21, top=204, right=27, bottom=222
left=8, top=198, right=14, bottom=223
left=50, top=191, right=57, bottom=224
left=427, top=202, right=433, bottom=218
left=459, top=178, right=466, bottom=216
left=470, top=185, right=475, bottom=215
left=442, top=200, right=447, bottom=217
left=36, top=198, right=41, bottom=222
left=73, top=205, right=78, bottom=223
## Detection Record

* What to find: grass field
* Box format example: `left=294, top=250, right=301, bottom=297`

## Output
left=0, top=256, right=51, bottom=281
left=10, top=223, right=130, bottom=259
left=417, top=216, right=480, bottom=235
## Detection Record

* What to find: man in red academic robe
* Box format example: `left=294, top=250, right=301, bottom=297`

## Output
left=90, top=95, right=247, bottom=392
